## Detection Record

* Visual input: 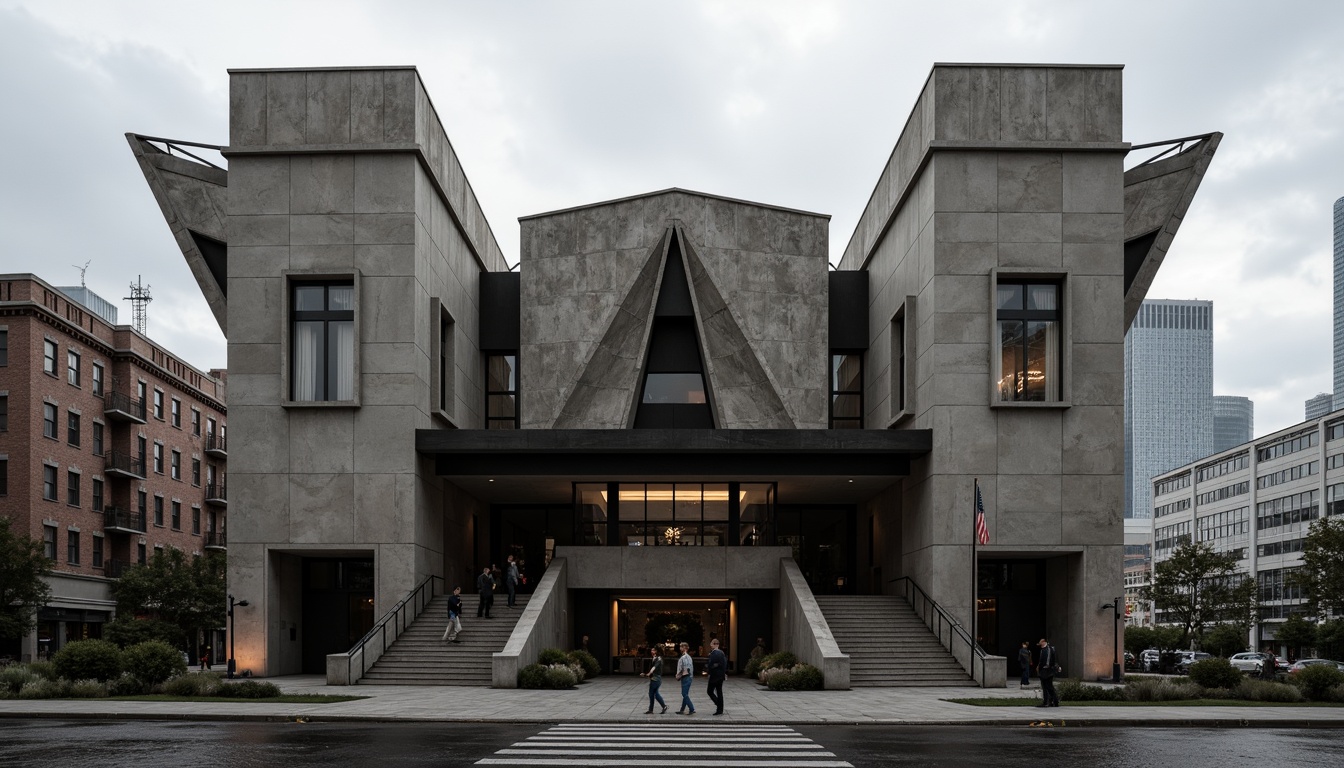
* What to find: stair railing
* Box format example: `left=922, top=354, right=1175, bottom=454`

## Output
left=890, top=576, right=989, bottom=686
left=331, top=574, right=443, bottom=685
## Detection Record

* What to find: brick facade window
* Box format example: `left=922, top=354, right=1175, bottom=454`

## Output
left=43, top=465, right=57, bottom=500
left=67, top=349, right=80, bottom=386
left=43, top=339, right=57, bottom=376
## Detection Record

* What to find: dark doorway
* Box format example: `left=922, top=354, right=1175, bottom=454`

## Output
left=777, top=505, right=856, bottom=594
left=301, top=558, right=375, bottom=674
left=490, top=505, right=573, bottom=588
left=977, top=558, right=1047, bottom=677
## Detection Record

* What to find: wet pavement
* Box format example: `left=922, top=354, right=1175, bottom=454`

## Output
left=2, top=719, right=1342, bottom=767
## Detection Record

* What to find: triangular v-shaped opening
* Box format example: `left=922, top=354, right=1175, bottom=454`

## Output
left=634, top=229, right=714, bottom=428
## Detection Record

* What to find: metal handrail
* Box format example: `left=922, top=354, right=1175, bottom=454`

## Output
left=890, top=575, right=989, bottom=686
left=345, top=574, right=443, bottom=683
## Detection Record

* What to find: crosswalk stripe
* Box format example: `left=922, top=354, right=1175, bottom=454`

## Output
left=497, top=750, right=839, bottom=757
left=524, top=736, right=812, bottom=742
left=514, top=742, right=823, bottom=749
left=477, top=761, right=854, bottom=767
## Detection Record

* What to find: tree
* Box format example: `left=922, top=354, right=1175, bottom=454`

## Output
left=112, top=548, right=226, bottom=652
left=1124, top=625, right=1156, bottom=658
left=1316, top=619, right=1344, bottom=661
left=0, top=517, right=52, bottom=642
left=1288, top=517, right=1344, bottom=618
left=1201, top=623, right=1248, bottom=658
left=1276, top=613, right=1318, bottom=659
left=1143, top=541, right=1256, bottom=648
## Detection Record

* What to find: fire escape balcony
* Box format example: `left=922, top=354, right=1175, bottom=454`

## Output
left=104, top=450, right=146, bottom=480
left=103, top=506, right=147, bottom=534
left=103, top=392, right=147, bottom=424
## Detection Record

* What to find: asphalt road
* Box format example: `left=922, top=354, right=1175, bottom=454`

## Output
left=1, top=720, right=1342, bottom=767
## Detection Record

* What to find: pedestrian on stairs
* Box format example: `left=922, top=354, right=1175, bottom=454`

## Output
left=441, top=586, right=463, bottom=643
left=675, top=642, right=696, bottom=714
left=642, top=647, right=668, bottom=714
left=505, top=555, right=519, bottom=608
left=476, top=567, right=495, bottom=618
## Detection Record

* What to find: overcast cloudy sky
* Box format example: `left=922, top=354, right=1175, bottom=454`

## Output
left=1, top=0, right=1341, bottom=437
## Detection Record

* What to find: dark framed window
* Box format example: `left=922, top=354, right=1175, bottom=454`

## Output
left=0, top=394, right=7, bottom=431
left=191, top=408, right=200, bottom=436
left=91, top=362, right=104, bottom=397
left=44, top=526, right=57, bottom=560
left=67, top=530, right=80, bottom=564
left=829, top=354, right=863, bottom=429
left=43, top=340, right=57, bottom=375
left=171, top=450, right=181, bottom=480
left=92, top=421, right=103, bottom=455
left=291, top=281, right=355, bottom=401
left=92, top=478, right=103, bottom=512
left=171, top=501, right=181, bottom=530
left=437, top=308, right=456, bottom=415
left=67, top=470, right=80, bottom=506
left=138, top=490, right=147, bottom=518
left=43, top=403, right=58, bottom=438
left=43, top=465, right=58, bottom=500
left=154, top=495, right=164, bottom=527
left=153, top=444, right=163, bottom=474
left=67, top=411, right=80, bottom=447
left=171, top=398, right=181, bottom=428
left=486, top=354, right=519, bottom=429
left=153, top=390, right=164, bottom=420
left=137, top=380, right=147, bottom=410
left=137, top=542, right=146, bottom=565
left=192, top=458, right=201, bottom=486
left=0, top=458, right=8, bottom=496
left=92, top=536, right=103, bottom=568
left=67, top=349, right=80, bottom=386
left=994, top=280, right=1062, bottom=402
left=137, top=435, right=147, bottom=465
left=0, top=329, right=7, bottom=365
left=191, top=506, right=200, bottom=535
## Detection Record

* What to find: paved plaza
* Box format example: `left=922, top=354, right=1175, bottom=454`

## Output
left=2, top=676, right=1343, bottom=726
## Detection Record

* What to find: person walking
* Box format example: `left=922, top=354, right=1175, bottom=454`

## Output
left=675, top=641, right=696, bottom=714
left=505, top=555, right=519, bottom=608
left=704, top=637, right=727, bottom=715
left=199, top=644, right=212, bottom=671
left=1017, top=641, right=1032, bottom=688
left=1036, top=637, right=1060, bottom=707
left=642, top=647, right=668, bottom=714
left=441, top=586, right=463, bottom=643
left=476, top=567, right=495, bottom=618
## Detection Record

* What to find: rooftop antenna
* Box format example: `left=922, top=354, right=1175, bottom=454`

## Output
left=125, top=275, right=152, bottom=335
left=73, top=260, right=91, bottom=286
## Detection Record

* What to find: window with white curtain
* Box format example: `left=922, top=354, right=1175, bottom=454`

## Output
left=291, top=281, right=355, bottom=402
left=993, top=280, right=1061, bottom=402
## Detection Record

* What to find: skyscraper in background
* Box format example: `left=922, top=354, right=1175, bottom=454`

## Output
left=1213, top=395, right=1254, bottom=452
left=1306, top=392, right=1334, bottom=421
left=1124, top=299, right=1214, bottom=519
left=1334, top=196, right=1344, bottom=410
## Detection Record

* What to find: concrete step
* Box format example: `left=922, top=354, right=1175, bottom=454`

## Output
left=816, top=594, right=974, bottom=687
left=359, top=594, right=532, bottom=686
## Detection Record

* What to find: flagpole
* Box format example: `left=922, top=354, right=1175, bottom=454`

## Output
left=971, top=478, right=978, bottom=650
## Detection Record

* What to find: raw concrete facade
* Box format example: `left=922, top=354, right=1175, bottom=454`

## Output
left=132, top=63, right=1217, bottom=684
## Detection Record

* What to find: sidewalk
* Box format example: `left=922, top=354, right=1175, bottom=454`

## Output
left=2, top=675, right=1343, bottom=726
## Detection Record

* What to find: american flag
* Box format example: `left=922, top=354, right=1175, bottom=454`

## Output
left=974, top=481, right=990, bottom=545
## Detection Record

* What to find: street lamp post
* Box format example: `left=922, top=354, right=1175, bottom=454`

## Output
left=1100, top=596, right=1122, bottom=683
left=227, top=594, right=249, bottom=680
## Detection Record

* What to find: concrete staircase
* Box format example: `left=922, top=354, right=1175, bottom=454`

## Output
left=814, top=595, right=976, bottom=687
left=359, top=594, right=529, bottom=686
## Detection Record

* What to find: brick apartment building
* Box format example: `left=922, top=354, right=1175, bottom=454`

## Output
left=0, top=274, right=227, bottom=662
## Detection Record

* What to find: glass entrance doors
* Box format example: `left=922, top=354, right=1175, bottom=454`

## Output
left=613, top=596, right=732, bottom=674
left=573, top=482, right=775, bottom=547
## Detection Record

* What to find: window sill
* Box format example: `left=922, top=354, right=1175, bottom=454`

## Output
left=989, top=400, right=1072, bottom=410
left=282, top=399, right=361, bottom=409
left=432, top=409, right=460, bottom=429
left=885, top=409, right=916, bottom=428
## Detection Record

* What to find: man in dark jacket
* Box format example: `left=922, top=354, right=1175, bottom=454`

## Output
left=505, top=555, right=519, bottom=608
left=1036, top=637, right=1059, bottom=707
left=476, top=567, right=494, bottom=618
left=704, top=637, right=728, bottom=715
left=441, top=586, right=463, bottom=643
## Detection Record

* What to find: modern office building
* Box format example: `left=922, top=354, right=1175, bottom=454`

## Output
left=1123, top=518, right=1153, bottom=626
left=1214, top=395, right=1255, bottom=452
left=1150, top=409, right=1344, bottom=651
left=1334, top=196, right=1344, bottom=411
left=1124, top=300, right=1214, bottom=519
left=1306, top=392, right=1334, bottom=421
left=128, top=63, right=1219, bottom=687
left=0, top=274, right=228, bottom=663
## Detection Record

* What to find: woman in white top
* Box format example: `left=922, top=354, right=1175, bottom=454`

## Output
left=675, top=642, right=696, bottom=714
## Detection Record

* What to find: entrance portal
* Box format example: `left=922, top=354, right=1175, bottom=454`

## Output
left=612, top=597, right=732, bottom=675
left=301, top=558, right=374, bottom=674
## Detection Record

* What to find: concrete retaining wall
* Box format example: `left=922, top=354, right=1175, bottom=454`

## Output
left=493, top=558, right=569, bottom=688
left=778, top=559, right=850, bottom=690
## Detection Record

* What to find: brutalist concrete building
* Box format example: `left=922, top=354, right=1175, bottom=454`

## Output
left=129, top=63, right=1218, bottom=687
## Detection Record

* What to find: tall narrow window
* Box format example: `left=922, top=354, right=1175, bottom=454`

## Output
left=994, top=280, right=1062, bottom=402
left=43, top=403, right=57, bottom=439
left=171, top=398, right=181, bottom=428
left=137, top=435, right=147, bottom=466
left=43, top=340, right=57, bottom=375
left=67, top=411, right=80, bottom=447
left=0, top=394, right=7, bottom=431
left=67, top=530, right=80, bottom=565
left=67, top=350, right=81, bottom=386
left=830, top=354, right=863, bottom=429
left=92, top=478, right=103, bottom=512
left=154, top=496, right=164, bottom=527
left=893, top=315, right=905, bottom=414
left=191, top=408, right=200, bottom=436
left=137, top=542, right=146, bottom=565
left=153, top=390, right=164, bottom=420
left=91, top=363, right=104, bottom=397
left=0, top=329, right=7, bottom=365
left=291, top=281, right=355, bottom=401
left=634, top=230, right=713, bottom=429
left=171, top=450, right=181, bottom=480
left=92, top=422, right=103, bottom=455
left=153, top=443, right=163, bottom=474
left=92, top=536, right=103, bottom=568
left=171, top=501, right=181, bottom=530
left=0, top=458, right=7, bottom=496
left=67, top=470, right=80, bottom=506
left=486, top=354, right=518, bottom=429
left=44, top=526, right=57, bottom=560
left=435, top=304, right=457, bottom=417
left=43, top=465, right=58, bottom=501
left=192, top=458, right=201, bottom=486
left=137, top=381, right=147, bottom=411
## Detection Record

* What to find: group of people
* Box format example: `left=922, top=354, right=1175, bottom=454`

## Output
left=441, top=555, right=523, bottom=643
left=641, top=638, right=728, bottom=715
left=1016, top=637, right=1061, bottom=707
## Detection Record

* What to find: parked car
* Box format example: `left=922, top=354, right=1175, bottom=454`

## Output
left=1175, top=651, right=1212, bottom=674
left=1228, top=652, right=1269, bottom=673
left=1140, top=649, right=1161, bottom=672
left=1287, top=658, right=1344, bottom=674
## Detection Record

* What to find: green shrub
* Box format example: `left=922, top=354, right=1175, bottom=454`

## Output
left=1234, top=679, right=1304, bottom=702
left=53, top=640, right=123, bottom=682
left=744, top=657, right=763, bottom=680
left=567, top=650, right=600, bottom=679
left=106, top=672, right=146, bottom=696
left=765, top=668, right=796, bottom=690
left=0, top=665, right=42, bottom=695
left=543, top=664, right=577, bottom=689
left=762, top=663, right=824, bottom=691
left=164, top=672, right=223, bottom=697
left=25, top=661, right=57, bottom=681
left=1122, top=678, right=1201, bottom=702
left=1289, top=665, right=1344, bottom=701
left=216, top=680, right=281, bottom=698
left=1328, top=683, right=1344, bottom=704
left=1187, top=657, right=1243, bottom=690
left=1057, top=679, right=1124, bottom=702
left=67, top=679, right=108, bottom=698
left=518, top=663, right=548, bottom=689
left=121, top=641, right=186, bottom=685
left=755, top=651, right=798, bottom=680
left=18, top=678, right=72, bottom=699
left=538, top=648, right=569, bottom=666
